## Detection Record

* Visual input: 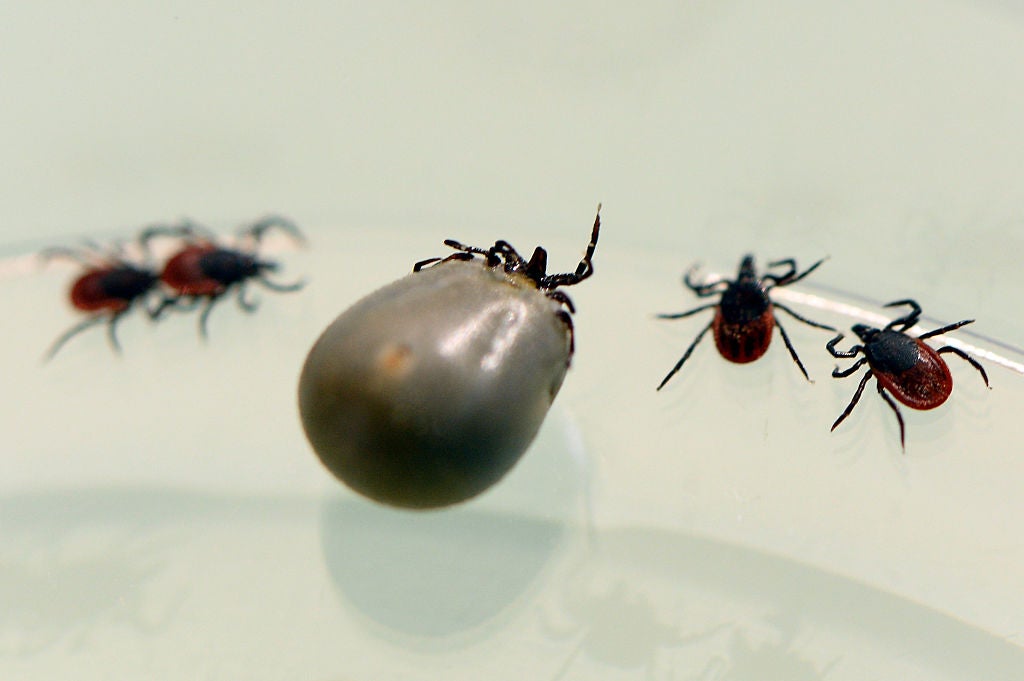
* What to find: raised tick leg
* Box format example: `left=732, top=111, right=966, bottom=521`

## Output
left=937, top=346, right=991, bottom=387
left=774, top=302, right=836, bottom=331
left=562, top=205, right=601, bottom=283
left=877, top=384, right=906, bottom=451
left=245, top=215, right=305, bottom=246
left=763, top=258, right=797, bottom=284
left=831, top=369, right=874, bottom=433
left=657, top=320, right=714, bottom=391
left=883, top=299, right=922, bottom=332
left=574, top=206, right=601, bottom=280
left=683, top=264, right=728, bottom=297
left=918, top=319, right=974, bottom=340
left=773, top=315, right=812, bottom=381
left=768, top=256, right=828, bottom=287
left=826, top=334, right=862, bottom=358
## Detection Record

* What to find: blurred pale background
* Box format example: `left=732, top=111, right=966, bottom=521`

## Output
left=2, top=1, right=1024, bottom=679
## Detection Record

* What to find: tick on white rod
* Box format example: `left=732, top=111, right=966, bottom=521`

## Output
left=298, top=206, right=601, bottom=509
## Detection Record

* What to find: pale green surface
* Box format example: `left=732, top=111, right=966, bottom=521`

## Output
left=2, top=1, right=1024, bottom=679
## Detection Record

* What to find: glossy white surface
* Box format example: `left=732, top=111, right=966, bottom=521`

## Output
left=2, top=1, right=1024, bottom=679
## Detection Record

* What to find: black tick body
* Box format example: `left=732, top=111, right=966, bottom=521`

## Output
left=41, top=240, right=164, bottom=360
left=144, top=216, right=305, bottom=338
left=657, top=255, right=835, bottom=389
left=827, top=299, right=990, bottom=450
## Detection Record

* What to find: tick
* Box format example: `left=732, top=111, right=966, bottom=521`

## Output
left=41, top=240, right=164, bottom=360
left=827, top=299, right=990, bottom=449
left=298, top=206, right=601, bottom=509
left=657, top=254, right=835, bottom=389
left=144, top=216, right=306, bottom=337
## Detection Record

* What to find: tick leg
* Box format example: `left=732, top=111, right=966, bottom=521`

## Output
left=765, top=256, right=827, bottom=287
left=152, top=295, right=199, bottom=319
left=105, top=311, right=126, bottom=354
left=657, top=320, right=714, bottom=391
left=38, top=246, right=106, bottom=268
left=546, top=289, right=575, bottom=313
left=444, top=239, right=500, bottom=264
left=937, top=345, right=991, bottom=388
left=877, top=384, right=906, bottom=452
left=832, top=356, right=867, bottom=377
left=683, top=264, right=728, bottom=297
left=138, top=221, right=196, bottom=258
left=774, top=315, right=812, bottom=381
left=147, top=296, right=172, bottom=320
left=198, top=295, right=221, bottom=340
left=763, top=258, right=797, bottom=283
left=244, top=215, right=305, bottom=247
left=257, top=274, right=306, bottom=293
left=918, top=319, right=974, bottom=340
left=556, top=309, right=576, bottom=362
left=235, top=284, right=259, bottom=313
left=574, top=204, right=601, bottom=280
left=413, top=256, right=441, bottom=271
left=544, top=204, right=602, bottom=286
left=141, top=219, right=216, bottom=246
left=883, top=299, right=922, bottom=332
left=826, top=333, right=862, bottom=358
left=413, top=252, right=476, bottom=271
left=656, top=303, right=718, bottom=320
left=831, top=369, right=873, bottom=433
left=492, top=240, right=526, bottom=268
left=774, top=302, right=836, bottom=331
left=43, top=315, right=108, bottom=361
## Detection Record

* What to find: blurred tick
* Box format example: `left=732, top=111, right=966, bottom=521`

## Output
left=827, top=299, right=990, bottom=450
left=41, top=239, right=164, bottom=360
left=145, top=215, right=306, bottom=337
left=657, top=254, right=835, bottom=389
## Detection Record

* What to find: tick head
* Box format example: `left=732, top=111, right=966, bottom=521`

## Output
left=737, top=254, right=757, bottom=282
left=523, top=246, right=548, bottom=283
left=852, top=324, right=879, bottom=342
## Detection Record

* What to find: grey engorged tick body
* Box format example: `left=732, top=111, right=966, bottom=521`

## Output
left=298, top=208, right=600, bottom=509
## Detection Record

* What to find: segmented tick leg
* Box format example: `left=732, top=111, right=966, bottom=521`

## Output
left=657, top=320, right=714, bottom=391
left=876, top=384, right=906, bottom=452
left=937, top=345, right=990, bottom=387
left=831, top=370, right=874, bottom=432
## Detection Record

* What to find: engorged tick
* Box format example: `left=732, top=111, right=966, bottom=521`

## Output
left=143, top=215, right=305, bottom=338
left=827, top=299, right=990, bottom=450
left=657, top=255, right=835, bottom=389
left=41, top=239, right=165, bottom=360
left=298, top=206, right=601, bottom=509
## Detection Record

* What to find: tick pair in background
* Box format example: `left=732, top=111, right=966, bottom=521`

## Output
left=655, top=254, right=990, bottom=451
left=40, top=215, right=306, bottom=361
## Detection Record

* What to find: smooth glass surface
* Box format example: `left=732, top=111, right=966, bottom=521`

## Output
left=2, top=226, right=1023, bottom=680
